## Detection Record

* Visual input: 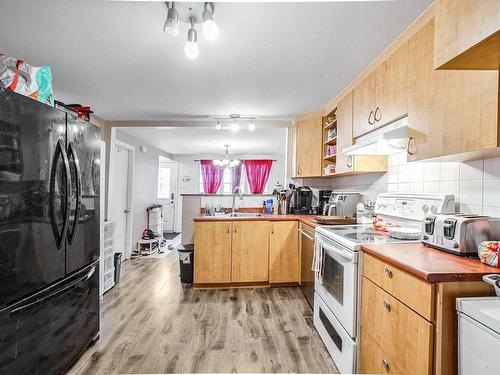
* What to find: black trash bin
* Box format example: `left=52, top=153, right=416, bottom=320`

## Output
left=177, top=244, right=194, bottom=283
left=114, top=253, right=123, bottom=283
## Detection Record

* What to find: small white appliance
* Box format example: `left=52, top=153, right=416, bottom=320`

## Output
left=457, top=295, right=500, bottom=375
left=312, top=193, right=455, bottom=374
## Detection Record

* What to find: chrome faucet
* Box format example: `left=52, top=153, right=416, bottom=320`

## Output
left=232, top=186, right=243, bottom=215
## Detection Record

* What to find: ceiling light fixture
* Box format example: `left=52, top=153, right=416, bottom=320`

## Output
left=163, top=3, right=179, bottom=36
left=248, top=119, right=255, bottom=131
left=231, top=118, right=239, bottom=132
left=215, top=119, right=222, bottom=130
left=202, top=2, right=219, bottom=41
left=184, top=18, right=199, bottom=59
left=213, top=145, right=240, bottom=168
left=163, top=2, right=218, bottom=59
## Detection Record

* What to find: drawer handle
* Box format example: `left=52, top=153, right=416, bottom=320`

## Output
left=227, top=225, right=230, bottom=234
left=383, top=300, right=391, bottom=312
left=384, top=267, right=393, bottom=279
left=368, top=110, right=375, bottom=125
left=382, top=359, right=390, bottom=371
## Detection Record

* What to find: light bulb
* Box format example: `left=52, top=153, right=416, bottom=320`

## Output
left=248, top=120, right=255, bottom=131
left=163, top=7, right=179, bottom=36
left=215, top=120, right=222, bottom=130
left=184, top=27, right=199, bottom=59
left=202, top=7, right=219, bottom=41
left=231, top=121, right=239, bottom=132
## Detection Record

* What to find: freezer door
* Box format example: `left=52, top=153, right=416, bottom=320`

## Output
left=0, top=261, right=99, bottom=375
left=65, top=114, right=100, bottom=274
left=0, top=89, right=68, bottom=307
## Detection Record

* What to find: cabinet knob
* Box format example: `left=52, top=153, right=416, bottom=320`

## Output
left=271, top=224, right=274, bottom=234
left=384, top=267, right=393, bottom=279
left=382, top=359, right=390, bottom=371
left=227, top=225, right=230, bottom=233
left=383, top=300, right=391, bottom=311
left=374, top=107, right=382, bottom=122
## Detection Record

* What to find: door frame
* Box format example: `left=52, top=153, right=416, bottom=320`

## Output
left=109, top=139, right=135, bottom=259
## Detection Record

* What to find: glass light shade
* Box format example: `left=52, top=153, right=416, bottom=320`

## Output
left=248, top=121, right=256, bottom=131
left=184, top=40, right=199, bottom=59
left=215, top=120, right=222, bottom=130
left=163, top=7, right=179, bottom=36
left=203, top=19, right=219, bottom=41
left=231, top=122, right=239, bottom=132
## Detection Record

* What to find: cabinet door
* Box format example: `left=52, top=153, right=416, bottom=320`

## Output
left=408, top=19, right=499, bottom=162
left=295, top=117, right=323, bottom=177
left=194, top=222, right=232, bottom=284
left=434, top=0, right=500, bottom=69
left=374, top=43, right=408, bottom=128
left=335, top=92, right=354, bottom=174
left=231, top=221, right=269, bottom=282
left=269, top=221, right=298, bottom=283
left=353, top=72, right=376, bottom=138
left=359, top=329, right=384, bottom=374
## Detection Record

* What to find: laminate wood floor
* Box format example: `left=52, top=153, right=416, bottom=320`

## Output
left=67, top=252, right=339, bottom=374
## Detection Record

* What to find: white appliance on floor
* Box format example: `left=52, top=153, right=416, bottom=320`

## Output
left=313, top=193, right=455, bottom=374
left=457, top=297, right=500, bottom=375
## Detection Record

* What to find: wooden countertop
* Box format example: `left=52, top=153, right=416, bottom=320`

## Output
left=362, top=243, right=500, bottom=283
left=193, top=214, right=320, bottom=228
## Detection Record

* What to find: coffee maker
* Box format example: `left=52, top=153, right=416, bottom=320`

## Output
left=289, top=186, right=313, bottom=214
left=315, top=190, right=333, bottom=215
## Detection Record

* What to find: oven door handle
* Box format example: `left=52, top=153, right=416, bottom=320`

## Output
left=321, top=240, right=355, bottom=262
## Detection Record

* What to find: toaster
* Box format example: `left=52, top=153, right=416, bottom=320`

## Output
left=421, top=214, right=500, bottom=255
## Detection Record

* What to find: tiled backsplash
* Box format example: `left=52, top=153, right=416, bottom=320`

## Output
left=200, top=195, right=271, bottom=209
left=301, top=152, right=500, bottom=217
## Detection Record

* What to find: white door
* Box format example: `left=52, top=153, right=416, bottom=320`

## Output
left=158, top=160, right=178, bottom=233
left=112, top=145, right=131, bottom=258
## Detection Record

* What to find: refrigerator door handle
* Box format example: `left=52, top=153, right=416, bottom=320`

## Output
left=49, top=139, right=72, bottom=250
left=67, top=142, right=82, bottom=245
left=9, top=265, right=96, bottom=316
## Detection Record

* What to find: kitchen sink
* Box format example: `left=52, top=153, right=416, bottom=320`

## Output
left=229, top=212, right=264, bottom=217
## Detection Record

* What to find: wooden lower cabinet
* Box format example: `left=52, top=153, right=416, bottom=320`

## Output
left=194, top=222, right=232, bottom=284
left=231, top=221, right=269, bottom=283
left=269, top=221, right=299, bottom=283
left=361, top=277, right=433, bottom=375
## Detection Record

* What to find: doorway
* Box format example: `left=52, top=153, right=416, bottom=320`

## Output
left=158, top=157, right=178, bottom=236
left=110, top=141, right=135, bottom=259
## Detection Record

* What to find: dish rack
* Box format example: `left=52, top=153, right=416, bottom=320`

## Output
left=103, top=221, right=117, bottom=293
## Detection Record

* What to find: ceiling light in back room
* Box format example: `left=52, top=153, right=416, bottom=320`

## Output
left=248, top=119, right=255, bottom=131
left=215, top=119, right=222, bottom=130
left=231, top=118, right=239, bottom=132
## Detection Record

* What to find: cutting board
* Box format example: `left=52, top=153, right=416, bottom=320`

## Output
left=314, top=216, right=357, bottom=225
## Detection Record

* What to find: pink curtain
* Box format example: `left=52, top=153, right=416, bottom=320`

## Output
left=231, top=162, right=243, bottom=192
left=245, top=160, right=273, bottom=194
left=200, top=160, right=223, bottom=194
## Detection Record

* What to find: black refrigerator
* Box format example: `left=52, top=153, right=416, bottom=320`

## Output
left=0, top=89, right=100, bottom=375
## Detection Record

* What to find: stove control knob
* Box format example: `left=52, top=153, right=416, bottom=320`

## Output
left=430, top=205, right=438, bottom=213
left=422, top=204, right=429, bottom=212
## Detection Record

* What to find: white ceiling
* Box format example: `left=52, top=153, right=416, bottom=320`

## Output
left=0, top=0, right=432, bottom=121
left=118, top=126, right=287, bottom=155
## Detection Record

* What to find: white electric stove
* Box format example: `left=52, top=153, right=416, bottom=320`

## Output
left=312, top=193, right=455, bottom=374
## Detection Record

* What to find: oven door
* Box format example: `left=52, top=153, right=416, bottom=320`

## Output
left=315, top=235, right=358, bottom=338
left=314, top=292, right=356, bottom=374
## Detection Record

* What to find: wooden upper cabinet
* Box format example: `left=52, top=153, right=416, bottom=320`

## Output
left=194, top=222, right=232, bottom=284
left=353, top=44, right=408, bottom=138
left=231, top=221, right=269, bottom=283
left=336, top=92, right=354, bottom=174
left=353, top=72, right=376, bottom=138
left=434, top=0, right=500, bottom=70
left=408, top=18, right=499, bottom=162
left=375, top=42, right=408, bottom=127
left=295, top=115, right=323, bottom=177
left=269, top=221, right=299, bottom=283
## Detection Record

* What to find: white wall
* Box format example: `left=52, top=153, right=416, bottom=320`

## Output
left=301, top=152, right=500, bottom=216
left=114, top=129, right=173, bottom=248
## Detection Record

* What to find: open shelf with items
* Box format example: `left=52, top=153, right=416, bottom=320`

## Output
left=322, top=107, right=337, bottom=176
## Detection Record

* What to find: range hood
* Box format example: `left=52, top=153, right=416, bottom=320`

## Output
left=343, top=116, right=410, bottom=156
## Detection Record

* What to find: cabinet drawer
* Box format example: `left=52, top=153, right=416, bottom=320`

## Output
left=363, top=253, right=434, bottom=320
left=361, top=277, right=433, bottom=375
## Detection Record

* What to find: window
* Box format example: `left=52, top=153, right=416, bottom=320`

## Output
left=158, top=167, right=171, bottom=199
left=199, top=165, right=270, bottom=194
